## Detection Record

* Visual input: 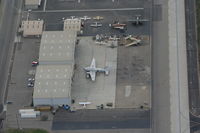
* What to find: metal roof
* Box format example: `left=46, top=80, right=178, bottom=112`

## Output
left=39, top=31, right=76, bottom=64
left=33, top=64, right=73, bottom=99
left=25, top=0, right=41, bottom=5
left=22, top=20, right=44, bottom=36
left=64, top=19, right=81, bottom=32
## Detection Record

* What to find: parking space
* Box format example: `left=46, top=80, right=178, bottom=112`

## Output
left=71, top=37, right=117, bottom=109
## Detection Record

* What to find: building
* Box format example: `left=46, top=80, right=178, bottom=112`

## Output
left=39, top=31, right=76, bottom=64
left=33, top=64, right=73, bottom=106
left=21, top=20, right=44, bottom=37
left=25, top=0, right=41, bottom=9
left=33, top=31, right=77, bottom=106
left=63, top=19, right=82, bottom=33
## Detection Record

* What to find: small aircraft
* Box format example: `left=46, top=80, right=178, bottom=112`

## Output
left=79, top=102, right=91, bottom=108
left=80, top=16, right=91, bottom=21
left=70, top=16, right=77, bottom=19
left=90, top=22, right=102, bottom=28
left=124, top=35, right=141, bottom=47
left=93, top=16, right=104, bottom=20
left=128, top=15, right=149, bottom=25
left=84, top=58, right=109, bottom=81
left=109, top=35, right=120, bottom=41
left=109, top=22, right=126, bottom=30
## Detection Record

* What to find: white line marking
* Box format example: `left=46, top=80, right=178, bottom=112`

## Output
left=30, top=8, right=144, bottom=13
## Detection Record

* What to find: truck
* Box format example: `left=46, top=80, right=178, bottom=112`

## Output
left=35, top=106, right=52, bottom=111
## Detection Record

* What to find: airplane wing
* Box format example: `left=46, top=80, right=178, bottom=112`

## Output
left=89, top=71, right=96, bottom=81
left=127, top=19, right=138, bottom=22
left=139, top=19, right=149, bottom=22
left=90, top=58, right=96, bottom=68
left=128, top=19, right=149, bottom=22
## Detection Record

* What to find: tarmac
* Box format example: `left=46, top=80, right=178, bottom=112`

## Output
left=71, top=37, right=117, bottom=109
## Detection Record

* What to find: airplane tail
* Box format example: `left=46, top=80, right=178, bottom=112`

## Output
left=104, top=67, right=110, bottom=75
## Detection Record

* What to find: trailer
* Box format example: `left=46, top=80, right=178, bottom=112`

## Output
left=19, top=109, right=34, bottom=114
left=20, top=112, right=36, bottom=118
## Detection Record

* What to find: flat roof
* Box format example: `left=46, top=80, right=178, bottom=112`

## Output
left=33, top=64, right=73, bottom=99
left=64, top=19, right=81, bottom=32
left=25, top=0, right=41, bottom=5
left=39, top=31, right=76, bottom=64
left=22, top=20, right=44, bottom=36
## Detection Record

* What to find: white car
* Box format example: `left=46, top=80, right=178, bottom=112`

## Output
left=28, top=78, right=35, bottom=82
left=28, top=82, right=34, bottom=87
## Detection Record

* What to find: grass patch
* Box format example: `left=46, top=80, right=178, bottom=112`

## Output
left=4, top=128, right=48, bottom=133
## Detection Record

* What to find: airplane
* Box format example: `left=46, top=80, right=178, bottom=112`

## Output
left=79, top=102, right=91, bottom=108
left=93, top=16, right=104, bottom=20
left=84, top=58, right=109, bottom=81
left=90, top=22, right=102, bottom=28
left=124, top=35, right=141, bottom=47
left=109, top=22, right=127, bottom=30
left=109, top=35, right=120, bottom=40
left=80, top=16, right=91, bottom=21
left=128, top=15, right=149, bottom=25
left=70, top=16, right=77, bottom=19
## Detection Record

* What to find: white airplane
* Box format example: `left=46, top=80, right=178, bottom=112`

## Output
left=128, top=15, right=149, bottom=25
left=70, top=16, right=77, bottom=19
left=79, top=102, right=91, bottom=108
left=90, top=22, right=102, bottom=28
left=80, top=16, right=91, bottom=21
left=84, top=58, right=109, bottom=81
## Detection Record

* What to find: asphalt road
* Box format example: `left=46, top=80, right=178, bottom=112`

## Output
left=152, top=0, right=171, bottom=132
left=46, top=0, right=148, bottom=10
left=52, top=109, right=150, bottom=130
left=185, top=0, right=200, bottom=113
left=185, top=0, right=200, bottom=132
left=0, top=0, right=22, bottom=112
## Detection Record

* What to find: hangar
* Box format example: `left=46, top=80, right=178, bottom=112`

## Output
left=33, top=31, right=76, bottom=106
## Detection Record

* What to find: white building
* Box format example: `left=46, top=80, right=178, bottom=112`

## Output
left=33, top=64, right=73, bottom=106
left=21, top=20, right=44, bottom=37
left=25, top=0, right=41, bottom=9
left=33, top=31, right=77, bottom=106
left=63, top=19, right=82, bottom=33
left=38, top=31, right=76, bottom=64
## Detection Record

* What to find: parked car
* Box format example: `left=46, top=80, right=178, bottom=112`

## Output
left=28, top=78, right=35, bottom=82
left=28, top=82, right=34, bottom=87
left=32, top=61, right=38, bottom=66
